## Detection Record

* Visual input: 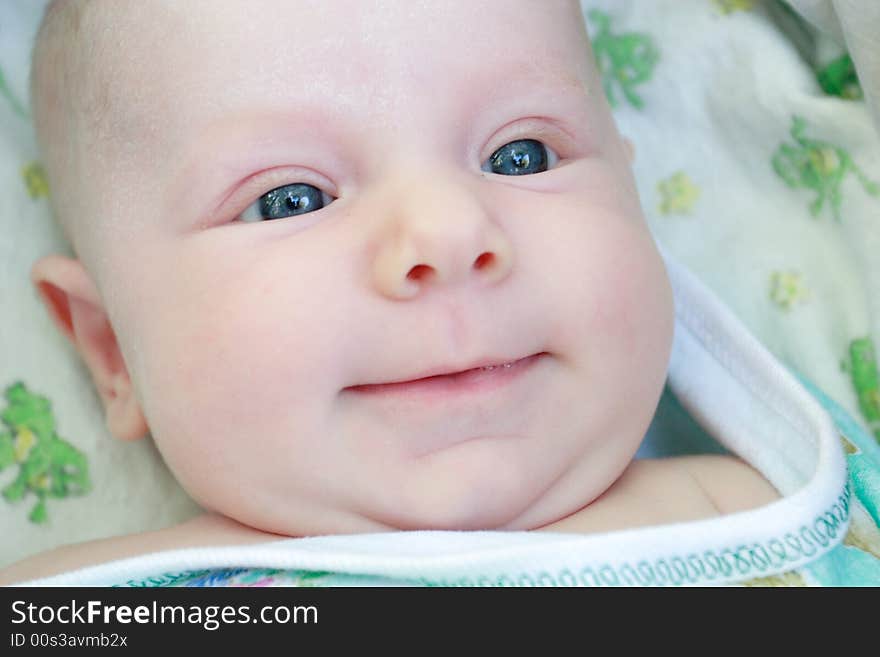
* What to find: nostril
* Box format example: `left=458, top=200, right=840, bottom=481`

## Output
left=407, top=264, right=435, bottom=283
left=474, top=252, right=495, bottom=270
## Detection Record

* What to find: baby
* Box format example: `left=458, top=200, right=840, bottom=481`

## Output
left=1, top=0, right=779, bottom=584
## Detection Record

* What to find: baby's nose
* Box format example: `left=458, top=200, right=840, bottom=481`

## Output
left=370, top=175, right=514, bottom=300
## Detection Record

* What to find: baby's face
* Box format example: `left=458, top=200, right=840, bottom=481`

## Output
left=80, top=0, right=673, bottom=533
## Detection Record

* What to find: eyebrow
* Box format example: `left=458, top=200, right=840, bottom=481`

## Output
left=463, top=61, right=594, bottom=147
left=488, top=62, right=591, bottom=99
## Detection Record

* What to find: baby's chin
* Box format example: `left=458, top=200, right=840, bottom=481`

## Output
left=197, top=465, right=603, bottom=537
left=187, top=425, right=627, bottom=535
left=352, top=462, right=596, bottom=533
left=208, top=476, right=560, bottom=536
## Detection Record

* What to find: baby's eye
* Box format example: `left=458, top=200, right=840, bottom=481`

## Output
left=239, top=183, right=334, bottom=222
left=481, top=139, right=559, bottom=176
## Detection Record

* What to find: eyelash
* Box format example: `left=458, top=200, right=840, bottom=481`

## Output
left=233, top=132, right=566, bottom=223
left=232, top=167, right=335, bottom=224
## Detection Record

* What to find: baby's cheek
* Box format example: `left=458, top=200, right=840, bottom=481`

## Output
left=594, top=244, right=672, bottom=359
left=602, top=252, right=672, bottom=424
left=128, top=267, right=340, bottom=501
left=549, top=213, right=673, bottom=400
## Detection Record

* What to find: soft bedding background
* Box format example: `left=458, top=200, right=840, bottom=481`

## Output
left=1, top=0, right=879, bottom=572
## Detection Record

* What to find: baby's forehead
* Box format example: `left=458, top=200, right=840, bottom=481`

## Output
left=37, top=1, right=594, bottom=210
left=88, top=1, right=589, bottom=92
left=79, top=2, right=589, bottom=152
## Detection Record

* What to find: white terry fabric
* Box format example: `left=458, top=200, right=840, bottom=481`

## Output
left=19, top=250, right=850, bottom=587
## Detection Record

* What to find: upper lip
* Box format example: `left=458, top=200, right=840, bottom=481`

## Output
left=353, top=354, right=540, bottom=387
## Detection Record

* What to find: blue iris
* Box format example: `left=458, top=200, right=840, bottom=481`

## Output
left=488, top=139, right=548, bottom=175
left=258, top=183, right=324, bottom=220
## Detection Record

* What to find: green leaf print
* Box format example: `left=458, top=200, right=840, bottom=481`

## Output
left=587, top=9, right=660, bottom=110
left=0, top=382, right=91, bottom=523
left=843, top=338, right=880, bottom=442
left=772, top=116, right=879, bottom=221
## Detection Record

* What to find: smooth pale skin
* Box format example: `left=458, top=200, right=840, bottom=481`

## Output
left=1, top=0, right=777, bottom=584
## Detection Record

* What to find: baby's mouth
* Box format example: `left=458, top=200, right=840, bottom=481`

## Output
left=345, top=353, right=548, bottom=399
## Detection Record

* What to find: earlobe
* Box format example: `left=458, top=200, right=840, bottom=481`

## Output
left=30, top=254, right=149, bottom=442
left=104, top=375, right=149, bottom=441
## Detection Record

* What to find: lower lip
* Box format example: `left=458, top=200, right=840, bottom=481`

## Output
left=346, top=353, right=546, bottom=401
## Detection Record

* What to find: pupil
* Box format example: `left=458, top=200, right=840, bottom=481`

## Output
left=513, top=152, right=530, bottom=168
left=258, top=183, right=324, bottom=220
left=488, top=139, right=547, bottom=176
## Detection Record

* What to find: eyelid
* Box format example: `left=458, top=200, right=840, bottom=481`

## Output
left=481, top=118, right=575, bottom=165
left=221, top=166, right=337, bottom=223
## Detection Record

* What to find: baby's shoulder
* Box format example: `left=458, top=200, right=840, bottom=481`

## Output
left=0, top=514, right=282, bottom=586
left=659, top=454, right=780, bottom=515
left=623, top=454, right=780, bottom=518
left=543, top=454, right=779, bottom=534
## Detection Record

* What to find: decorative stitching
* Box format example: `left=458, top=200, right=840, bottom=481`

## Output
left=417, top=485, right=850, bottom=587
left=118, top=570, right=212, bottom=588
left=111, top=485, right=850, bottom=587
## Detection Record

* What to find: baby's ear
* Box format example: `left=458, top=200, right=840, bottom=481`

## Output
left=30, top=255, right=149, bottom=442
